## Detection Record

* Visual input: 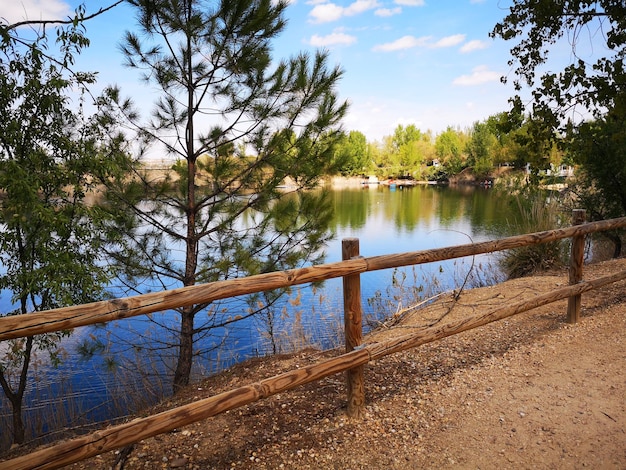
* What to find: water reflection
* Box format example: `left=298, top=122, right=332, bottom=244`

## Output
left=326, top=184, right=515, bottom=259
left=2, top=184, right=515, bottom=449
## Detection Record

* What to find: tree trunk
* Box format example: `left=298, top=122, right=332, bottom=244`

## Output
left=172, top=3, right=199, bottom=395
left=603, top=231, right=622, bottom=258
left=0, top=335, right=33, bottom=445
left=173, top=307, right=195, bottom=393
left=611, top=233, right=622, bottom=258
left=0, top=376, right=26, bottom=445
left=12, top=399, right=25, bottom=445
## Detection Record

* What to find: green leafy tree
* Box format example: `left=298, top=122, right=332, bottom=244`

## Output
left=103, top=0, right=347, bottom=392
left=392, top=124, right=421, bottom=173
left=466, top=121, right=497, bottom=177
left=336, top=130, right=368, bottom=176
left=393, top=124, right=422, bottom=148
left=0, top=11, right=129, bottom=446
left=390, top=124, right=433, bottom=178
left=482, top=112, right=515, bottom=167
left=510, top=116, right=563, bottom=180
left=370, top=135, right=395, bottom=176
left=492, top=0, right=625, bottom=127
left=492, top=0, right=625, bottom=249
left=435, top=127, right=467, bottom=176
left=567, top=93, right=626, bottom=256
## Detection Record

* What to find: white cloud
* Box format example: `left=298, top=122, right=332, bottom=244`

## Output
left=372, top=35, right=431, bottom=52
left=3, top=0, right=70, bottom=23
left=460, top=39, right=489, bottom=53
left=375, top=7, right=402, bottom=17
left=373, top=34, right=469, bottom=52
left=453, top=65, right=501, bottom=86
left=432, top=34, right=466, bottom=48
left=345, top=0, right=380, bottom=16
left=309, top=0, right=380, bottom=23
left=309, top=3, right=344, bottom=23
left=394, top=0, right=425, bottom=5
left=309, top=32, right=357, bottom=47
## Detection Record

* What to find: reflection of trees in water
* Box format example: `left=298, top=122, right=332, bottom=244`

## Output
left=329, top=185, right=514, bottom=238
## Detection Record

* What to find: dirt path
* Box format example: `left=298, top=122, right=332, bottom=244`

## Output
left=390, top=299, right=626, bottom=469
left=7, top=259, right=626, bottom=469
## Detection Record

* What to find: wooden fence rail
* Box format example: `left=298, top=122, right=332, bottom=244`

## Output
left=2, top=215, right=626, bottom=341
left=2, top=212, right=626, bottom=469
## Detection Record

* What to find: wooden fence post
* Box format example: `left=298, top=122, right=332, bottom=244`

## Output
left=342, top=238, right=365, bottom=418
left=568, top=209, right=586, bottom=323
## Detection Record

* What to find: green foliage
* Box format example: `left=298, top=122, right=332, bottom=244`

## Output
left=498, top=186, right=567, bottom=278
left=492, top=1, right=625, bottom=254
left=568, top=94, right=626, bottom=218
left=466, top=121, right=497, bottom=177
left=367, top=124, right=436, bottom=178
left=370, top=135, right=395, bottom=175
left=393, top=124, right=423, bottom=148
left=0, top=13, right=131, bottom=445
left=435, top=126, right=467, bottom=176
left=362, top=113, right=573, bottom=181
left=104, top=0, right=347, bottom=391
left=356, top=111, right=570, bottom=182
left=335, top=130, right=368, bottom=176
left=491, top=0, right=625, bottom=181
left=392, top=125, right=433, bottom=178
left=492, top=0, right=626, bottom=126
left=566, top=93, right=626, bottom=256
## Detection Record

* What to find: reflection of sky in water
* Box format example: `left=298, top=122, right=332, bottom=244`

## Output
left=321, top=185, right=508, bottom=319
left=1, top=185, right=510, bottom=441
left=0, top=293, right=9, bottom=314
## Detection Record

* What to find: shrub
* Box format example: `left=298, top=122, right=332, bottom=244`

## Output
left=500, top=187, right=568, bottom=278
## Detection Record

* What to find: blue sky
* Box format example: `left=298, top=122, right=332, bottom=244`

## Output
left=5, top=0, right=521, bottom=141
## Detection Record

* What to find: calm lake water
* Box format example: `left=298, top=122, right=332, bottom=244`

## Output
left=1, top=184, right=520, bottom=448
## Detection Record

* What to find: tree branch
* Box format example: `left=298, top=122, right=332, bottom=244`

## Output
left=3, top=1, right=125, bottom=32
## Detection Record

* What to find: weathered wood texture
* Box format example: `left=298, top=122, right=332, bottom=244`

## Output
left=342, top=238, right=365, bottom=418
left=4, top=270, right=625, bottom=470
left=0, top=258, right=367, bottom=341
left=568, top=209, right=586, bottom=323
left=2, top=216, right=626, bottom=341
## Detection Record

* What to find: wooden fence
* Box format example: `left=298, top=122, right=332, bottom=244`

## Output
left=2, top=211, right=626, bottom=469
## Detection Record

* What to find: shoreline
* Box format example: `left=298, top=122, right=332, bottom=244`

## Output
left=49, top=257, right=626, bottom=470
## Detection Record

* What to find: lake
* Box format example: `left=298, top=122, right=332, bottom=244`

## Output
left=1, top=183, right=519, bottom=448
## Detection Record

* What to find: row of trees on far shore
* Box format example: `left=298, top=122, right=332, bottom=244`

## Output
left=333, top=112, right=567, bottom=182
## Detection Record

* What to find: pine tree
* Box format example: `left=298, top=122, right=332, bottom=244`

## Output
left=104, top=0, right=348, bottom=391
